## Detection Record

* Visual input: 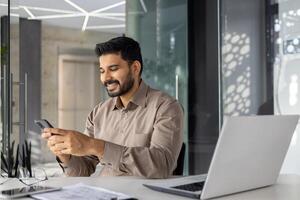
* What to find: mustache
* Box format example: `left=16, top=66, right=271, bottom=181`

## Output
left=104, top=80, right=119, bottom=87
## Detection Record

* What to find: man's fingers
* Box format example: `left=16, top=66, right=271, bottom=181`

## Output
left=54, top=143, right=68, bottom=150
left=53, top=151, right=63, bottom=155
left=49, top=135, right=66, bottom=143
left=60, top=149, right=71, bottom=155
left=43, top=128, right=85, bottom=157
left=41, top=132, right=52, bottom=139
left=49, top=143, right=67, bottom=152
left=54, top=143, right=74, bottom=155
left=44, top=128, right=67, bottom=136
left=47, top=139, right=64, bottom=147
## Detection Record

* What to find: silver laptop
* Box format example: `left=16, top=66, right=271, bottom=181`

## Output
left=144, top=115, right=299, bottom=199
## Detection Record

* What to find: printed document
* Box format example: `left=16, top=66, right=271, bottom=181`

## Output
left=32, top=183, right=134, bottom=200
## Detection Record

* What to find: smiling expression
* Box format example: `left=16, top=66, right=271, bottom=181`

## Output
left=99, top=53, right=138, bottom=97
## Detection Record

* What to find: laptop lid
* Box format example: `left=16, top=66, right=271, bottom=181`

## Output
left=143, top=115, right=299, bottom=199
left=201, top=115, right=299, bottom=199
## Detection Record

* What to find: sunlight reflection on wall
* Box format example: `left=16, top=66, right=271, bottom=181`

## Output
left=222, top=32, right=251, bottom=116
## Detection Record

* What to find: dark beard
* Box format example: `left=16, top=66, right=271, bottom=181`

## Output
left=105, top=72, right=135, bottom=97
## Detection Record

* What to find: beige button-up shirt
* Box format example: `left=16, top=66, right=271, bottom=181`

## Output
left=62, top=81, right=183, bottom=178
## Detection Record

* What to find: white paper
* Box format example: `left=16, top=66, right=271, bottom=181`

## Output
left=0, top=177, right=10, bottom=185
left=32, top=183, right=134, bottom=200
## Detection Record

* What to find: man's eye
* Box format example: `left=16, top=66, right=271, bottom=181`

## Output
left=110, top=66, right=118, bottom=71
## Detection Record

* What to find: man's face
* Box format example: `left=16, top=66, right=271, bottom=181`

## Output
left=99, top=53, right=135, bottom=97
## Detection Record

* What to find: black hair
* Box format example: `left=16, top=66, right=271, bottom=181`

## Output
left=95, top=36, right=143, bottom=75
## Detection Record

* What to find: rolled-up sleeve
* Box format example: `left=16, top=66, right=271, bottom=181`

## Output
left=101, top=100, right=184, bottom=178
left=62, top=155, right=99, bottom=176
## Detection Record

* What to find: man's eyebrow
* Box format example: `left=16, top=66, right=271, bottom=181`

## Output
left=99, top=64, right=119, bottom=69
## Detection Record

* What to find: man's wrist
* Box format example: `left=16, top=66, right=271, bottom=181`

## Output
left=56, top=154, right=71, bottom=164
left=56, top=155, right=71, bottom=172
left=89, top=138, right=105, bottom=158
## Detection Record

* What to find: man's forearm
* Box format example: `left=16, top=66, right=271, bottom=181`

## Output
left=101, top=142, right=177, bottom=178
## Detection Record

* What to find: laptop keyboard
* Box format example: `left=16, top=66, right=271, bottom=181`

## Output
left=172, top=181, right=205, bottom=192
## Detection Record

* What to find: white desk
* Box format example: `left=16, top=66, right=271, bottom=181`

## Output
left=1, top=174, right=300, bottom=199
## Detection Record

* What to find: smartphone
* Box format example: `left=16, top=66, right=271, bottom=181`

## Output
left=34, top=119, right=53, bottom=129
left=0, top=185, right=61, bottom=199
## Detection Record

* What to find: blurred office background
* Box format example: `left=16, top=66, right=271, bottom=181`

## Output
left=0, top=0, right=299, bottom=176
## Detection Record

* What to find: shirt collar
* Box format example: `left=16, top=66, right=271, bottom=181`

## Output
left=112, top=97, right=123, bottom=110
left=131, top=80, right=148, bottom=108
left=112, top=80, right=148, bottom=111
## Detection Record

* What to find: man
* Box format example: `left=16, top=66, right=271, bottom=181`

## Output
left=42, top=36, right=183, bottom=178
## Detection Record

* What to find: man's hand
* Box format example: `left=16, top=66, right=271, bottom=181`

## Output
left=41, top=128, right=105, bottom=158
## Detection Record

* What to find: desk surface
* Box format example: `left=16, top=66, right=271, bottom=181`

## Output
left=0, top=174, right=300, bottom=199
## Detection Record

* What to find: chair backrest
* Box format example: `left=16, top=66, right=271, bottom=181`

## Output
left=173, top=143, right=185, bottom=175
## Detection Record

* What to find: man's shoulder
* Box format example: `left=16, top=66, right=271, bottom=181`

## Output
left=147, top=86, right=179, bottom=106
left=146, top=86, right=183, bottom=116
left=92, top=98, right=115, bottom=113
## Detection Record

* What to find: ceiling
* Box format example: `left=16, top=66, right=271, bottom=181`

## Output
left=0, top=0, right=129, bottom=34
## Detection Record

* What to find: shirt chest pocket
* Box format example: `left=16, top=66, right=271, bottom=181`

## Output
left=128, top=132, right=151, bottom=147
left=126, top=120, right=154, bottom=147
left=126, top=126, right=153, bottom=147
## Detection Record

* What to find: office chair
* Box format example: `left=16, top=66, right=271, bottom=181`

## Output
left=173, top=143, right=185, bottom=175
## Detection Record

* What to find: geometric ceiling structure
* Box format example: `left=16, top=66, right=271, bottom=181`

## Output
left=0, top=0, right=148, bottom=33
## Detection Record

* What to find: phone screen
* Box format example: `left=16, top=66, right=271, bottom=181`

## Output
left=34, top=119, right=53, bottom=129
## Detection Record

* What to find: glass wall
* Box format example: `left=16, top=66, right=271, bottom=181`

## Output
left=126, top=0, right=189, bottom=174
left=0, top=1, right=125, bottom=175
left=0, top=0, right=20, bottom=175
left=0, top=0, right=9, bottom=158
left=221, top=0, right=267, bottom=119
left=267, top=0, right=300, bottom=174
left=222, top=0, right=300, bottom=175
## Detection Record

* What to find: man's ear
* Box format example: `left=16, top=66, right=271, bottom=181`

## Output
left=132, top=60, right=141, bottom=76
